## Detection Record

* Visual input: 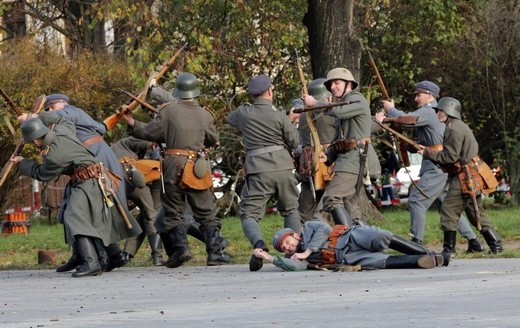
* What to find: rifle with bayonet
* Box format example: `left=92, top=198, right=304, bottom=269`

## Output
left=367, top=50, right=410, bottom=167
left=0, top=94, right=47, bottom=187
left=295, top=49, right=325, bottom=194
left=103, top=43, right=187, bottom=130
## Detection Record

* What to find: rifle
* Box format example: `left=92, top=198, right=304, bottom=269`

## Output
left=0, top=94, right=47, bottom=187
left=295, top=49, right=324, bottom=193
left=367, top=50, right=410, bottom=167
left=292, top=100, right=361, bottom=114
left=0, top=88, right=23, bottom=116
left=372, top=117, right=424, bottom=152
left=120, top=89, right=159, bottom=114
left=103, top=43, right=187, bottom=130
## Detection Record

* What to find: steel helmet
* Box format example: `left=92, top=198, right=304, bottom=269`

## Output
left=324, top=68, right=358, bottom=91
left=308, top=78, right=332, bottom=100
left=434, top=97, right=461, bottom=119
left=21, top=118, right=50, bottom=142
left=173, top=72, right=200, bottom=98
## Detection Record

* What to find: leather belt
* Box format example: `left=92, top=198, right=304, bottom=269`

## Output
left=83, top=135, right=104, bottom=147
left=164, top=148, right=197, bottom=157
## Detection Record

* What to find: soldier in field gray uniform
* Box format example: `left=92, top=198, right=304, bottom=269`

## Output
left=379, top=81, right=484, bottom=253
left=123, top=72, right=230, bottom=268
left=227, top=74, right=302, bottom=271
left=303, top=68, right=371, bottom=227
left=12, top=117, right=141, bottom=277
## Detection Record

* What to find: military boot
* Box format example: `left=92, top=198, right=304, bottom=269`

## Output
left=250, top=240, right=269, bottom=272
left=164, top=224, right=192, bottom=268
left=330, top=206, right=354, bottom=226
left=160, top=231, right=174, bottom=258
left=481, top=228, right=504, bottom=253
left=124, top=233, right=146, bottom=259
left=72, top=236, right=103, bottom=278
left=389, top=234, right=448, bottom=266
left=385, top=255, right=444, bottom=269
left=147, top=233, right=164, bottom=266
left=204, top=226, right=231, bottom=266
left=442, top=231, right=457, bottom=258
left=104, top=243, right=130, bottom=272
left=466, top=238, right=485, bottom=253
left=56, top=242, right=83, bottom=272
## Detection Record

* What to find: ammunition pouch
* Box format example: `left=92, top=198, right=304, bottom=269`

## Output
left=321, top=224, right=349, bottom=265
left=70, top=163, right=121, bottom=192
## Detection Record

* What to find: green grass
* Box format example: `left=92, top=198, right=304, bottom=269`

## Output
left=1, top=204, right=518, bottom=270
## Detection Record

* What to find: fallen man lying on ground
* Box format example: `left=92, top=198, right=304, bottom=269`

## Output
left=253, top=221, right=450, bottom=271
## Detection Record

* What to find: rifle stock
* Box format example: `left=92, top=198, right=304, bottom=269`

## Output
left=292, top=100, right=360, bottom=113
left=103, top=43, right=187, bottom=130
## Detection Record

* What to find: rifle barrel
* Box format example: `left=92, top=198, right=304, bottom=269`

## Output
left=372, top=117, right=423, bottom=151
left=292, top=100, right=361, bottom=114
left=0, top=88, right=23, bottom=116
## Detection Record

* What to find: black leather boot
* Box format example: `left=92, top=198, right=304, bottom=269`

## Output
left=204, top=226, right=231, bottom=266
left=187, top=220, right=229, bottom=250
left=147, top=233, right=164, bottom=266
left=160, top=231, right=174, bottom=258
left=104, top=242, right=130, bottom=272
left=443, top=231, right=457, bottom=258
left=466, top=238, right=485, bottom=253
left=72, top=236, right=103, bottom=278
left=56, top=242, right=83, bottom=272
left=330, top=206, right=354, bottom=226
left=389, top=234, right=448, bottom=267
left=164, top=224, right=192, bottom=268
left=481, top=228, right=504, bottom=253
left=385, top=254, right=444, bottom=269
left=250, top=240, right=268, bottom=272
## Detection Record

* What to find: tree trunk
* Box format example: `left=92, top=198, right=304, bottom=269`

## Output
left=304, top=0, right=362, bottom=81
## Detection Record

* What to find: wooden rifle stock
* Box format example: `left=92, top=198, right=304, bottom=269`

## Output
left=103, top=43, right=187, bottom=130
left=295, top=49, right=325, bottom=191
left=372, top=117, right=424, bottom=152
left=0, top=88, right=23, bottom=116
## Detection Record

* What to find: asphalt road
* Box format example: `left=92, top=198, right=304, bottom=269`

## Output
left=1, top=258, right=519, bottom=328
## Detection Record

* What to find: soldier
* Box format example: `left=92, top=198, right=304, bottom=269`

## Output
left=18, top=94, right=136, bottom=272
left=296, top=78, right=337, bottom=223
left=303, top=68, right=370, bottom=227
left=122, top=72, right=230, bottom=267
left=379, top=81, right=484, bottom=252
left=419, top=97, right=503, bottom=254
left=227, top=74, right=302, bottom=271
left=253, top=220, right=448, bottom=271
left=11, top=118, right=141, bottom=277
left=111, top=137, right=164, bottom=266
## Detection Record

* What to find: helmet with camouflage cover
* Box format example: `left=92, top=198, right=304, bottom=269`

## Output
left=173, top=72, right=200, bottom=98
left=324, top=68, right=358, bottom=91
left=433, top=97, right=461, bottom=119
left=21, top=118, right=50, bottom=142
left=308, top=78, right=332, bottom=100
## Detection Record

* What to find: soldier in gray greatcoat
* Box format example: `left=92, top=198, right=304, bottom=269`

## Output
left=420, top=97, right=503, bottom=254
left=380, top=81, right=484, bottom=253
left=122, top=72, right=230, bottom=268
left=12, top=118, right=141, bottom=277
left=18, top=95, right=138, bottom=272
left=227, top=74, right=302, bottom=271
left=253, top=220, right=448, bottom=271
